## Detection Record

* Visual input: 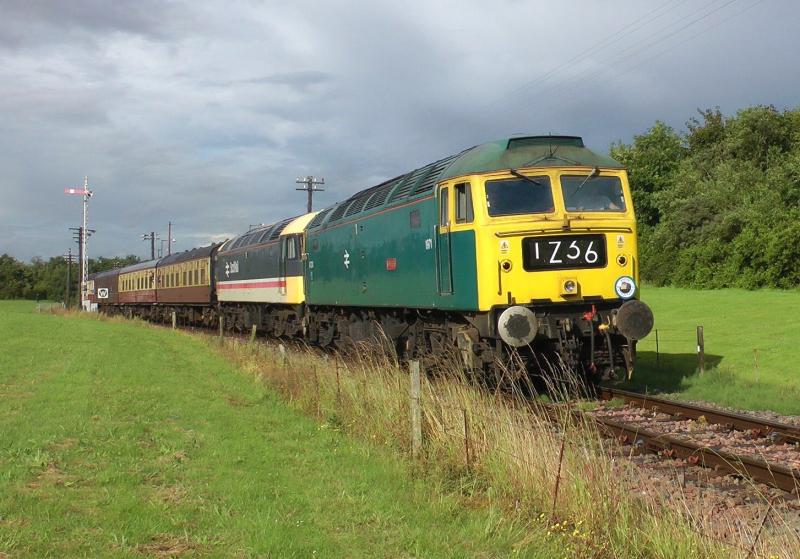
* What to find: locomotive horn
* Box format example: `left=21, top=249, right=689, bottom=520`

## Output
left=498, top=306, right=539, bottom=347
left=615, top=300, right=654, bottom=340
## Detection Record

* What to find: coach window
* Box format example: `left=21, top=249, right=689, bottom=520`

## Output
left=455, top=182, right=474, bottom=223
left=200, top=268, right=206, bottom=285
left=440, top=187, right=450, bottom=226
left=194, top=269, right=199, bottom=285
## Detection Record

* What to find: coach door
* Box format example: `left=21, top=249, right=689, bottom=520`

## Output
left=436, top=186, right=453, bottom=294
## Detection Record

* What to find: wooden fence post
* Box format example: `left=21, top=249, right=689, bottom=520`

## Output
left=655, top=329, right=660, bottom=367
left=171, top=311, right=177, bottom=330
left=219, top=315, right=224, bottom=339
left=312, top=365, right=321, bottom=416
left=409, top=360, right=422, bottom=459
left=696, top=326, right=705, bottom=374
left=335, top=358, right=342, bottom=407
left=753, top=348, right=759, bottom=384
left=462, top=408, right=471, bottom=469
left=551, top=433, right=566, bottom=519
left=278, top=344, right=287, bottom=368
left=250, top=324, right=257, bottom=343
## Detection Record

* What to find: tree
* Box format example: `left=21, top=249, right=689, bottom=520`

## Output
left=615, top=105, right=800, bottom=288
left=610, top=121, right=686, bottom=228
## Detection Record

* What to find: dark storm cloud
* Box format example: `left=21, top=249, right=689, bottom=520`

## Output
left=1, top=0, right=799, bottom=261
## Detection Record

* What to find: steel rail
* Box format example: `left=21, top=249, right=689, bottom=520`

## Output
left=600, top=387, right=800, bottom=444
left=588, top=413, right=800, bottom=494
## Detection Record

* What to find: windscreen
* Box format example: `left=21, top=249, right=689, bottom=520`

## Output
left=485, top=176, right=554, bottom=217
left=561, top=175, right=626, bottom=212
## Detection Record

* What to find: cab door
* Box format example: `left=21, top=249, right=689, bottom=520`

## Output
left=279, top=237, right=289, bottom=296
left=436, top=186, right=453, bottom=294
left=303, top=235, right=313, bottom=297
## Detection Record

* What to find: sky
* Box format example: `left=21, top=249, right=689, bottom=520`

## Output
left=1, top=0, right=798, bottom=261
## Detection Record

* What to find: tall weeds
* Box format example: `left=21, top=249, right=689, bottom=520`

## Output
left=206, top=333, right=797, bottom=558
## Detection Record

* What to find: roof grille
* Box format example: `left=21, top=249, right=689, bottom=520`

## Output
left=255, top=226, right=274, bottom=244
left=364, top=178, right=400, bottom=210
left=345, top=194, right=369, bottom=216
left=389, top=168, right=425, bottom=201
left=269, top=217, right=294, bottom=240
left=507, top=136, right=584, bottom=149
left=308, top=207, right=332, bottom=228
left=328, top=203, right=348, bottom=222
left=413, top=155, right=457, bottom=194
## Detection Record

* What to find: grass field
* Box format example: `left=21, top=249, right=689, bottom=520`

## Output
left=625, top=286, right=800, bottom=414
left=0, top=300, right=563, bottom=558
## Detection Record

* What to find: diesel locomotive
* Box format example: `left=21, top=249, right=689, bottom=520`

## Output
left=94, top=135, right=653, bottom=380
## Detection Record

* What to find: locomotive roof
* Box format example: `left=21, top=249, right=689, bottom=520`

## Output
left=220, top=215, right=301, bottom=254
left=158, top=243, right=219, bottom=267
left=439, top=136, right=623, bottom=180
left=307, top=135, right=623, bottom=231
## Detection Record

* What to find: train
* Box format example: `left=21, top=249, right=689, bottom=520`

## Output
left=91, top=135, right=654, bottom=381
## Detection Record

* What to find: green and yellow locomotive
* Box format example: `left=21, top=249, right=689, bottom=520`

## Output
left=303, top=135, right=653, bottom=379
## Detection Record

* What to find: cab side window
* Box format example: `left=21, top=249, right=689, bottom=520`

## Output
left=455, top=182, right=473, bottom=223
left=440, top=187, right=449, bottom=226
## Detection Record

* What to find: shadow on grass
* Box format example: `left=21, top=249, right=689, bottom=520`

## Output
left=617, top=350, right=724, bottom=394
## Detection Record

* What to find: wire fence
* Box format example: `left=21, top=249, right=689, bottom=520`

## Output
left=630, top=326, right=784, bottom=382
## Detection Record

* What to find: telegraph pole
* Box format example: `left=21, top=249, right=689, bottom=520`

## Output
left=142, top=232, right=159, bottom=260
left=167, top=221, right=173, bottom=255
left=63, top=248, right=75, bottom=307
left=64, top=177, right=94, bottom=310
left=295, top=176, right=325, bottom=213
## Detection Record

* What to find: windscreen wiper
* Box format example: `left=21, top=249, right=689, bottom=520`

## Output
left=509, top=168, right=543, bottom=185
left=573, top=167, right=600, bottom=194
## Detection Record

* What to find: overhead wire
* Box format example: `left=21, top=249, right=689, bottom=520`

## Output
left=529, top=0, right=764, bottom=118
left=478, top=0, right=688, bottom=112
left=495, top=0, right=744, bottom=121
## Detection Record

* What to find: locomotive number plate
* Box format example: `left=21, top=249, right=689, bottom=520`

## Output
left=522, top=235, right=606, bottom=271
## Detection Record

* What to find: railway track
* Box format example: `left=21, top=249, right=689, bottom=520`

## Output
left=581, top=388, right=800, bottom=493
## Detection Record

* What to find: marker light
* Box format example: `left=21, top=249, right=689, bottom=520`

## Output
left=614, top=276, right=636, bottom=299
left=563, top=280, right=577, bottom=293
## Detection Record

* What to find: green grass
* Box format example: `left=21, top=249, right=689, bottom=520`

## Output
left=0, top=301, right=561, bottom=558
left=622, top=286, right=800, bottom=414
